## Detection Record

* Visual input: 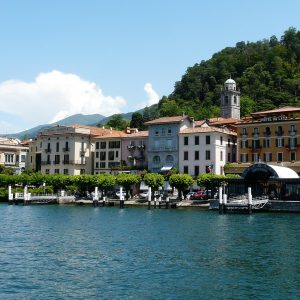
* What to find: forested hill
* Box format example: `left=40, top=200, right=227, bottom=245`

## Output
left=157, top=27, right=300, bottom=120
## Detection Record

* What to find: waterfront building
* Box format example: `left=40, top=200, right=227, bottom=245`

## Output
left=121, top=129, right=148, bottom=171
left=28, top=125, right=111, bottom=175
left=179, top=123, right=237, bottom=176
left=0, top=137, right=28, bottom=174
left=231, top=106, right=300, bottom=175
left=145, top=115, right=195, bottom=173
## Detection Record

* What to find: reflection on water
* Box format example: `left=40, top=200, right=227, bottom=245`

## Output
left=1, top=205, right=300, bottom=299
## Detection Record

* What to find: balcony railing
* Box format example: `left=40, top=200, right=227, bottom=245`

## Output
left=63, top=147, right=70, bottom=152
left=275, top=130, right=284, bottom=136
left=41, top=161, right=51, bottom=165
left=44, top=148, right=51, bottom=153
left=53, top=161, right=60, bottom=165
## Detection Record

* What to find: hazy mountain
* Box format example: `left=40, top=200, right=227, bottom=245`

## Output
left=2, top=113, right=105, bottom=139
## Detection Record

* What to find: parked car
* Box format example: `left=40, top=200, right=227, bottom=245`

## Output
left=186, top=192, right=196, bottom=200
left=139, top=191, right=162, bottom=199
left=192, top=190, right=209, bottom=200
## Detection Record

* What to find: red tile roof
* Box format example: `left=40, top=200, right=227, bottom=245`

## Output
left=251, top=106, right=300, bottom=116
left=144, top=115, right=193, bottom=125
left=180, top=126, right=236, bottom=135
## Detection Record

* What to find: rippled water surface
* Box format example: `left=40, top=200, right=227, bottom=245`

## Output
left=1, top=204, right=300, bottom=299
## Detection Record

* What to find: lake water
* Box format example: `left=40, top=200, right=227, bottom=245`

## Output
left=1, top=204, right=300, bottom=299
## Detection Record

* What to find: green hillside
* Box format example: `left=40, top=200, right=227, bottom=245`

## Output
left=156, top=27, right=300, bottom=120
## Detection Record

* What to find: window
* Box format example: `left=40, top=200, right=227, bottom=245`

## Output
left=183, top=166, right=189, bottom=174
left=263, top=139, right=270, bottom=148
left=276, top=126, right=283, bottom=135
left=21, top=155, right=26, bottom=162
left=96, top=162, right=99, bottom=168
left=155, top=130, right=159, bottom=136
left=100, top=162, right=106, bottom=168
left=80, top=169, right=85, bottom=174
left=289, top=137, right=297, bottom=148
left=227, top=153, right=231, bottom=162
left=240, top=140, right=248, bottom=148
left=242, top=128, right=248, bottom=135
left=116, top=151, right=119, bottom=158
left=253, top=127, right=259, bottom=135
left=291, top=152, right=296, bottom=161
left=108, top=151, right=114, bottom=160
left=265, top=127, right=271, bottom=136
left=166, top=139, right=172, bottom=149
left=167, top=128, right=172, bottom=135
left=55, top=169, right=60, bottom=174
left=154, top=140, right=160, bottom=150
left=240, top=153, right=248, bottom=162
left=228, top=138, right=231, bottom=146
left=184, top=151, right=188, bottom=160
left=225, top=96, right=229, bottom=104
left=252, top=153, right=259, bottom=162
left=184, top=136, right=189, bottom=146
left=161, top=128, right=166, bottom=136
left=252, top=139, right=260, bottom=149
left=205, top=150, right=210, bottom=160
left=234, top=96, right=237, bottom=104
left=264, top=153, right=272, bottom=162
left=195, top=151, right=199, bottom=160
left=195, top=136, right=199, bottom=145
left=40, top=142, right=42, bottom=148
left=5, top=154, right=14, bottom=164
left=166, top=155, right=174, bottom=164
left=194, top=166, right=199, bottom=177
left=206, top=135, right=210, bottom=144
left=290, top=124, right=296, bottom=133
left=100, top=142, right=106, bottom=149
left=47, top=155, right=51, bottom=164
left=220, top=151, right=223, bottom=161
left=45, top=169, right=50, bottom=174
left=54, top=155, right=60, bottom=164
left=63, top=154, right=69, bottom=164
left=96, top=152, right=99, bottom=158
left=153, top=156, right=160, bottom=163
left=100, top=152, right=106, bottom=161
left=220, top=136, right=223, bottom=145
left=56, top=142, right=59, bottom=152
left=96, top=142, right=99, bottom=149
left=109, top=141, right=120, bottom=148
left=276, top=138, right=284, bottom=147
left=277, top=152, right=283, bottom=162
left=63, top=169, right=69, bottom=175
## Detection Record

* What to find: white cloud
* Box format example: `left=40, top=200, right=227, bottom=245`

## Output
left=0, top=70, right=127, bottom=127
left=144, top=83, right=160, bottom=106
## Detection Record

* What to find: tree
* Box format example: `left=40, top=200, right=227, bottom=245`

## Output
left=95, top=173, right=116, bottom=198
left=106, top=114, right=129, bottom=130
left=130, top=112, right=145, bottom=130
left=240, top=96, right=256, bottom=116
left=159, top=99, right=182, bottom=117
left=116, top=173, right=141, bottom=200
left=197, top=173, right=227, bottom=196
left=143, top=173, right=164, bottom=196
left=169, top=174, right=194, bottom=199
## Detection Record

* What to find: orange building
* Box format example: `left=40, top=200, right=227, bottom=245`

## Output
left=235, top=106, right=300, bottom=173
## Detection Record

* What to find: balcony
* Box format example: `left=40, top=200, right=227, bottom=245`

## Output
left=275, top=130, right=284, bottom=136
left=127, top=145, right=136, bottom=151
left=289, top=130, right=297, bottom=136
left=63, top=160, right=70, bottom=164
left=63, top=147, right=70, bottom=152
left=53, top=161, right=60, bottom=165
left=44, top=148, right=51, bottom=153
left=137, top=144, right=146, bottom=151
left=263, top=131, right=271, bottom=137
left=41, top=161, right=51, bottom=165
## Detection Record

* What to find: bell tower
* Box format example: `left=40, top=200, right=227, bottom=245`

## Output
left=220, top=78, right=240, bottom=119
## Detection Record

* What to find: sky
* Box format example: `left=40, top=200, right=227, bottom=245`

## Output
left=1, top=0, right=300, bottom=134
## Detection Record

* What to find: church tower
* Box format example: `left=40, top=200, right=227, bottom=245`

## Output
left=220, top=78, right=240, bottom=119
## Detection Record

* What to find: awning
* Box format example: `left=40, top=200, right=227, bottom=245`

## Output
left=160, top=166, right=172, bottom=171
left=242, top=163, right=299, bottom=180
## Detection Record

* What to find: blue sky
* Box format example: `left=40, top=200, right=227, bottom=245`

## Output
left=0, top=0, right=300, bottom=133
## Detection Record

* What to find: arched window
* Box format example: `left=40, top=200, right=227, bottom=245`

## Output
left=225, top=96, right=229, bottom=104
left=265, top=127, right=271, bottom=135
left=253, top=127, right=259, bottom=135
left=166, top=155, right=174, bottom=164
left=234, top=96, right=237, bottom=104
left=153, top=156, right=160, bottom=163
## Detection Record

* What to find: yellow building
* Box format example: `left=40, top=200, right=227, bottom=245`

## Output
left=233, top=106, right=300, bottom=174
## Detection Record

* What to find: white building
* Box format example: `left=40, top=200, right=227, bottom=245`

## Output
left=0, top=137, right=28, bottom=174
left=28, top=125, right=111, bottom=175
left=178, top=124, right=237, bottom=176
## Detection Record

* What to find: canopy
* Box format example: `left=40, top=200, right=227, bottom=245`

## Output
left=242, top=163, right=299, bottom=180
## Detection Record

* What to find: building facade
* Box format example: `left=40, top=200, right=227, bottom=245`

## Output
left=0, top=138, right=28, bottom=174
left=235, top=106, right=300, bottom=173
left=28, top=125, right=110, bottom=175
left=145, top=115, right=194, bottom=173
left=179, top=124, right=237, bottom=176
